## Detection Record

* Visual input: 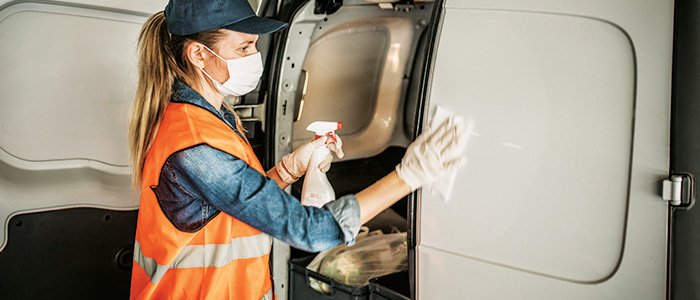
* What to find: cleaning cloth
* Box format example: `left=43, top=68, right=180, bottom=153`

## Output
left=427, top=105, right=473, bottom=202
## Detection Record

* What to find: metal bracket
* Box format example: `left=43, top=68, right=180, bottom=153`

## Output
left=314, top=0, right=342, bottom=15
left=662, top=172, right=696, bottom=210
left=393, top=0, right=415, bottom=12
left=377, top=0, right=415, bottom=12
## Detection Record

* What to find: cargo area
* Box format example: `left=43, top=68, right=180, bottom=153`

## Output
left=272, top=0, right=435, bottom=298
left=2, top=0, right=689, bottom=299
left=288, top=148, right=410, bottom=299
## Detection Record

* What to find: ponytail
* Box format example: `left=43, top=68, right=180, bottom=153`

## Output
left=129, top=11, right=248, bottom=188
left=129, top=11, right=182, bottom=188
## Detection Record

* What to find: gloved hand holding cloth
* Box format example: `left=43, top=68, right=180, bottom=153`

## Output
left=396, top=114, right=468, bottom=191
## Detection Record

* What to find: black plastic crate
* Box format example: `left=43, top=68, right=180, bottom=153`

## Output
left=289, top=256, right=370, bottom=300
left=369, top=271, right=410, bottom=300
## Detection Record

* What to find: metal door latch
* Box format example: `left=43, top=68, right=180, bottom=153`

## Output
left=662, top=173, right=695, bottom=209
left=376, top=0, right=415, bottom=11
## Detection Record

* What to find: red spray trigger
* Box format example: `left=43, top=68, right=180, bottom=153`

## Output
left=307, top=122, right=342, bottom=144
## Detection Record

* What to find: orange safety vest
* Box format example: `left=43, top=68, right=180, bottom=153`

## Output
left=130, top=102, right=273, bottom=300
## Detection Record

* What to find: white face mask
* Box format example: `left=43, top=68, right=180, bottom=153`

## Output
left=200, top=45, right=263, bottom=97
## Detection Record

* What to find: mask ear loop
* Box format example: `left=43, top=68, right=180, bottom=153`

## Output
left=199, top=66, right=219, bottom=84
left=199, top=44, right=228, bottom=87
left=201, top=44, right=227, bottom=62
left=200, top=66, right=237, bottom=96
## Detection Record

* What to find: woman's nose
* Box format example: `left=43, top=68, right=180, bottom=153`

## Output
left=249, top=44, right=259, bottom=55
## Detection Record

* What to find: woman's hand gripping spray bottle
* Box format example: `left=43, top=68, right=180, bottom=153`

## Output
left=301, top=121, right=343, bottom=208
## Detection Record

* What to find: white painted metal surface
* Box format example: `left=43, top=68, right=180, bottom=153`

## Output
left=271, top=4, right=324, bottom=299
left=0, top=2, right=161, bottom=252
left=418, top=0, right=672, bottom=298
left=292, top=17, right=414, bottom=160
left=284, top=3, right=432, bottom=161
left=424, top=9, right=635, bottom=283
left=0, top=4, right=140, bottom=168
left=0, top=0, right=164, bottom=15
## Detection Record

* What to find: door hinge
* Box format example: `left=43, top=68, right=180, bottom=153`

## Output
left=662, top=173, right=695, bottom=209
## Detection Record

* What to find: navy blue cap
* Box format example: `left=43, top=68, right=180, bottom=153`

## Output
left=165, top=0, right=288, bottom=36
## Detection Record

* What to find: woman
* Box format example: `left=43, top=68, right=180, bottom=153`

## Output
left=128, top=0, right=466, bottom=299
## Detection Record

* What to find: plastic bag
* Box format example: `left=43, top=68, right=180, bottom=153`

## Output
left=306, top=227, right=408, bottom=292
left=364, top=208, right=407, bottom=233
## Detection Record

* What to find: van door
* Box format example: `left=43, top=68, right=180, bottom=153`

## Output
left=416, top=0, right=673, bottom=298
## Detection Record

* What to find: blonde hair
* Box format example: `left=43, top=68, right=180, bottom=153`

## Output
left=129, top=11, right=243, bottom=188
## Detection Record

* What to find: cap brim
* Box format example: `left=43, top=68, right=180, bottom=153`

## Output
left=222, top=16, right=288, bottom=35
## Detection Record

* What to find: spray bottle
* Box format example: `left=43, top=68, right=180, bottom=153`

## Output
left=301, top=121, right=343, bottom=208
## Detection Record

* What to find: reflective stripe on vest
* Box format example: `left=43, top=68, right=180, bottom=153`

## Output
left=134, top=233, right=272, bottom=284
left=260, top=289, right=272, bottom=300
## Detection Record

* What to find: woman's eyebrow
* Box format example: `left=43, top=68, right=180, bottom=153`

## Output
left=237, top=40, right=255, bottom=47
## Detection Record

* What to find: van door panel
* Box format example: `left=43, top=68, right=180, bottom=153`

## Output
left=418, top=0, right=672, bottom=298
left=423, top=9, right=635, bottom=283
left=0, top=0, right=146, bottom=251
left=0, top=2, right=160, bottom=297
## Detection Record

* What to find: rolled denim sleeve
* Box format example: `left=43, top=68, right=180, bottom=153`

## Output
left=323, top=195, right=361, bottom=246
left=163, top=144, right=360, bottom=252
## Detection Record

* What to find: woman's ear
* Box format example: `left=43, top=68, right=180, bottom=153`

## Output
left=186, top=42, right=207, bottom=69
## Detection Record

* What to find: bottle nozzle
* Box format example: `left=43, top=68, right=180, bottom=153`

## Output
left=307, top=121, right=343, bottom=142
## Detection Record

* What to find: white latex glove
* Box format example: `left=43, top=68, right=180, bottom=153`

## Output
left=276, top=134, right=345, bottom=183
left=396, top=117, right=467, bottom=191
left=326, top=134, right=344, bottom=163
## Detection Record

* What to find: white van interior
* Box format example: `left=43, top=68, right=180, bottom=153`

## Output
left=1, top=0, right=699, bottom=299
left=0, top=2, right=148, bottom=298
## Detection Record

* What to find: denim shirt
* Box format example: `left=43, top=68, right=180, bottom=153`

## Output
left=152, top=80, right=361, bottom=252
